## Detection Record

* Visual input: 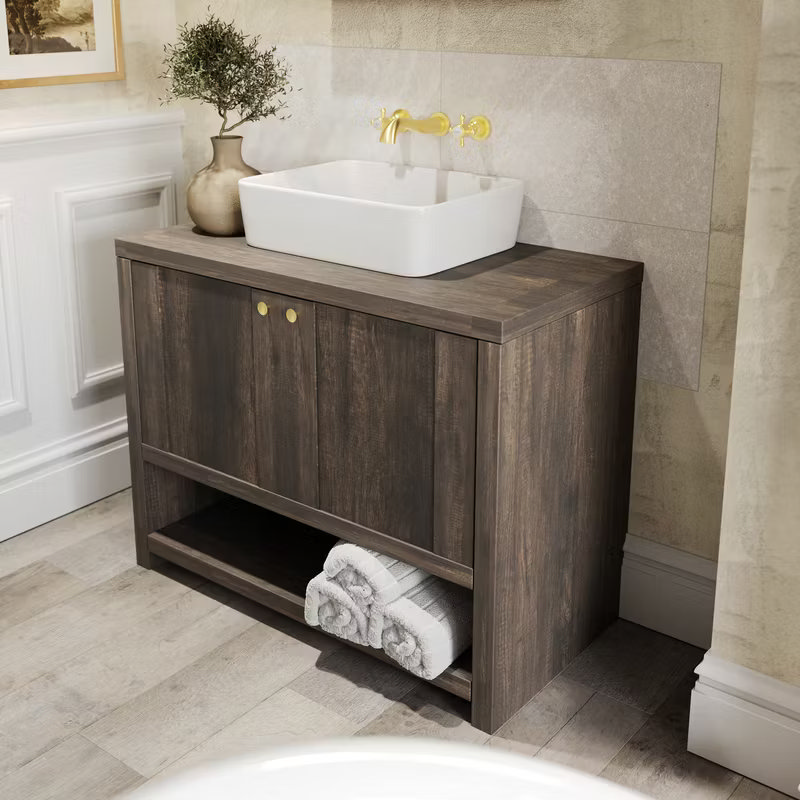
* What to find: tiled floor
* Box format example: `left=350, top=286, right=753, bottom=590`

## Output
left=0, top=490, right=790, bottom=799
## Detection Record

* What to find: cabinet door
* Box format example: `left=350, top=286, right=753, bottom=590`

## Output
left=132, top=263, right=257, bottom=482
left=317, top=305, right=477, bottom=565
left=251, top=291, right=318, bottom=505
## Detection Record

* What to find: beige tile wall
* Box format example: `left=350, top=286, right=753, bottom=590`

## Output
left=710, top=0, right=800, bottom=685
left=172, top=0, right=764, bottom=561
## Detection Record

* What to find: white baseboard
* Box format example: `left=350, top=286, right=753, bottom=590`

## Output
left=619, top=534, right=717, bottom=648
left=689, top=653, right=800, bottom=797
left=0, top=437, right=131, bottom=542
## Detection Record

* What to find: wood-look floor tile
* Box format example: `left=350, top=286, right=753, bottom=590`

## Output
left=601, top=677, right=742, bottom=800
left=289, top=647, right=418, bottom=725
left=0, top=567, right=200, bottom=697
left=488, top=675, right=595, bottom=756
left=0, top=490, right=132, bottom=579
left=0, top=735, right=143, bottom=800
left=163, top=687, right=358, bottom=776
left=0, top=588, right=257, bottom=778
left=357, top=682, right=489, bottom=744
left=561, top=620, right=703, bottom=713
left=729, top=778, right=794, bottom=800
left=83, top=622, right=330, bottom=777
left=537, top=692, right=649, bottom=775
left=0, top=561, right=87, bottom=633
left=47, top=521, right=136, bottom=586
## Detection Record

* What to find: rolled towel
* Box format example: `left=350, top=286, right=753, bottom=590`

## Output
left=304, top=573, right=370, bottom=646
left=381, top=575, right=472, bottom=680
left=324, top=541, right=429, bottom=647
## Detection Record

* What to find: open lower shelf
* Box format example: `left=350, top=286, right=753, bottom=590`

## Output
left=148, top=498, right=473, bottom=701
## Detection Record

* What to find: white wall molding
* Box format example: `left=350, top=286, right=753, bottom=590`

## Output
left=0, top=436, right=130, bottom=543
left=0, top=416, right=127, bottom=484
left=0, top=110, right=184, bottom=152
left=56, top=175, right=175, bottom=399
left=619, top=534, right=717, bottom=648
left=0, top=198, right=27, bottom=418
left=689, top=653, right=800, bottom=797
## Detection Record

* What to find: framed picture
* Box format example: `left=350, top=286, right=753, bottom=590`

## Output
left=1, top=0, right=124, bottom=89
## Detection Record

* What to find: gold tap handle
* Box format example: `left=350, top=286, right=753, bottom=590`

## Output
left=451, top=114, right=492, bottom=147
left=370, top=107, right=388, bottom=129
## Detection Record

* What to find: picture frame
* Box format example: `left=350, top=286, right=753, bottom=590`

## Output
left=1, top=0, right=124, bottom=89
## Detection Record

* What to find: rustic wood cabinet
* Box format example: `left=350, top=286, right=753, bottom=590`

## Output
left=117, top=226, right=642, bottom=733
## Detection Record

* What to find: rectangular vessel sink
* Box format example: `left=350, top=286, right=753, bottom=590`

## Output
left=239, top=160, right=523, bottom=277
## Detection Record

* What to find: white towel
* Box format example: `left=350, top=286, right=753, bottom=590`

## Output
left=304, top=573, right=370, bottom=647
left=323, top=540, right=429, bottom=647
left=381, top=575, right=472, bottom=680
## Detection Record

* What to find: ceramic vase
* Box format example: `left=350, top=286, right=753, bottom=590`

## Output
left=187, top=136, right=259, bottom=236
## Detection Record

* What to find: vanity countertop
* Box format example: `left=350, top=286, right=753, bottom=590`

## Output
left=116, top=225, right=642, bottom=343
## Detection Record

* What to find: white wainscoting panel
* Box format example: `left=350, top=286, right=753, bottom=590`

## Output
left=689, top=653, right=800, bottom=797
left=57, top=175, right=176, bottom=399
left=0, top=111, right=183, bottom=542
left=0, top=198, right=27, bottom=418
left=619, top=533, right=717, bottom=648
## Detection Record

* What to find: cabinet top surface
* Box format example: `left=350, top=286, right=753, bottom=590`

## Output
left=116, top=226, right=642, bottom=342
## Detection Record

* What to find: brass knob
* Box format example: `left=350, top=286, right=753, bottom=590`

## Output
left=257, top=301, right=268, bottom=316
left=286, top=308, right=297, bottom=323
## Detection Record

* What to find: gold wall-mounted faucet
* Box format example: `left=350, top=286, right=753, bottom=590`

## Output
left=452, top=114, right=492, bottom=147
left=373, top=108, right=451, bottom=144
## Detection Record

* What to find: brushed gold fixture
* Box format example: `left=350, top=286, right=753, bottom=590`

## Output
left=452, top=114, right=492, bottom=147
left=257, top=301, right=269, bottom=316
left=286, top=308, right=298, bottom=323
left=373, top=108, right=451, bottom=145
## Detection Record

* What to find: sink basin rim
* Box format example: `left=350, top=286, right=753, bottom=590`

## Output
left=239, top=159, right=523, bottom=212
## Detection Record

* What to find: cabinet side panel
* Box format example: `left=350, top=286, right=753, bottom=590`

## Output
left=131, top=263, right=257, bottom=483
left=433, top=332, right=477, bottom=566
left=117, top=257, right=150, bottom=567
left=317, top=305, right=435, bottom=550
left=252, top=291, right=318, bottom=506
left=473, top=286, right=640, bottom=732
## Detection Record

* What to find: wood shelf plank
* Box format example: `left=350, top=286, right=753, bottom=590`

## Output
left=147, top=500, right=472, bottom=702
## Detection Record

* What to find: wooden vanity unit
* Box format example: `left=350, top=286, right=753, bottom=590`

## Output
left=115, top=226, right=642, bottom=734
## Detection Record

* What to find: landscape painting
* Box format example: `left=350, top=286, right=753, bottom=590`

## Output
left=6, top=0, right=96, bottom=55
left=1, top=0, right=122, bottom=88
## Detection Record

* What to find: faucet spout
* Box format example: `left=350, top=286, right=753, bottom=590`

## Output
left=376, top=108, right=450, bottom=144
left=379, top=108, right=411, bottom=145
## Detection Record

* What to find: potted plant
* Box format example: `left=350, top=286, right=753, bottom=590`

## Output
left=161, top=13, right=293, bottom=236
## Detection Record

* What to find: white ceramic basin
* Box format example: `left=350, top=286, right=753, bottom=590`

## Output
left=239, top=160, right=523, bottom=277
left=126, top=738, right=653, bottom=799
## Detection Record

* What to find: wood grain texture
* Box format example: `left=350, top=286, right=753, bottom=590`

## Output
left=252, top=291, right=318, bottom=505
left=116, top=226, right=643, bottom=343
left=288, top=646, right=418, bottom=725
left=0, top=490, right=132, bottom=580
left=472, top=286, right=641, bottom=733
left=356, top=682, right=488, bottom=743
left=145, top=498, right=473, bottom=701
left=164, top=688, right=358, bottom=776
left=0, top=562, right=86, bottom=634
left=560, top=619, right=702, bottom=714
left=317, top=306, right=436, bottom=550
left=601, top=675, right=741, bottom=800
left=433, top=332, right=477, bottom=566
left=0, top=735, right=143, bottom=800
left=149, top=498, right=338, bottom=622
left=83, top=623, right=328, bottom=777
left=488, top=676, right=595, bottom=757
left=131, top=262, right=257, bottom=483
left=537, top=692, right=648, bottom=775
left=142, top=445, right=474, bottom=588
left=117, top=257, right=150, bottom=567
left=0, top=567, right=199, bottom=697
